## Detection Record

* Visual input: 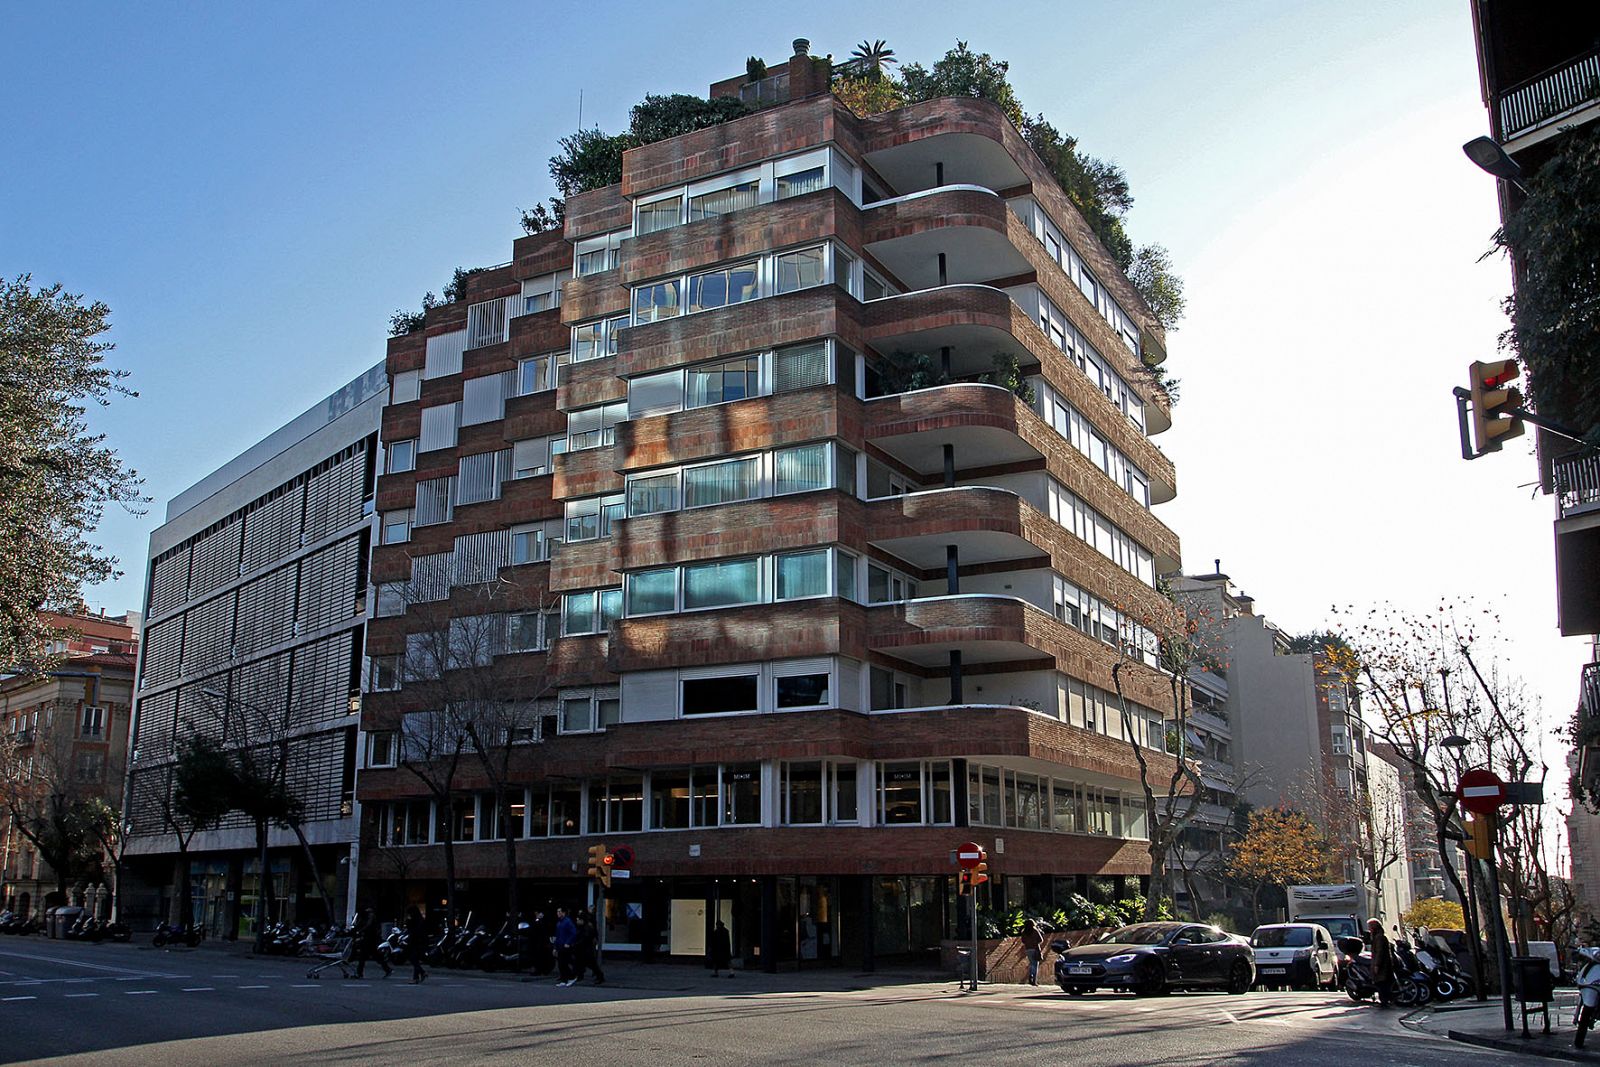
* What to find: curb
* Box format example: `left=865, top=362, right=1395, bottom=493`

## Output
left=1445, top=1029, right=1600, bottom=1063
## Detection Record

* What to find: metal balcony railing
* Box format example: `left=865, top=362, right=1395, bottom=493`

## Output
left=1498, top=49, right=1600, bottom=139
left=1583, top=661, right=1600, bottom=721
left=1555, top=452, right=1600, bottom=518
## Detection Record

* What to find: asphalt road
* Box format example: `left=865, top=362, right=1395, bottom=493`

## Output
left=0, top=939, right=1555, bottom=1066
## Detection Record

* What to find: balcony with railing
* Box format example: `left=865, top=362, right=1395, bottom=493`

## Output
left=1583, top=662, right=1600, bottom=722
left=1555, top=452, right=1600, bottom=519
left=1498, top=48, right=1600, bottom=142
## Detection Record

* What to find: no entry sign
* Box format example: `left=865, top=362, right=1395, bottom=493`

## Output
left=956, top=842, right=985, bottom=869
left=1458, top=768, right=1507, bottom=816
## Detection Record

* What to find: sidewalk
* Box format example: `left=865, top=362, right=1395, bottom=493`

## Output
left=1408, top=993, right=1600, bottom=1063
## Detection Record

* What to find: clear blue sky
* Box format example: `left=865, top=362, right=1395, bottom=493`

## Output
left=5, top=4, right=1586, bottom=753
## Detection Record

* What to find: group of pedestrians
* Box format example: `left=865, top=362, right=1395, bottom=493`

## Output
left=552, top=906, right=605, bottom=986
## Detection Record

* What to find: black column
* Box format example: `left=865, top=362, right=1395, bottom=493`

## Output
left=945, top=544, right=959, bottom=594
left=937, top=252, right=947, bottom=287
left=949, top=650, right=964, bottom=705
left=940, top=345, right=951, bottom=380
left=860, top=876, right=875, bottom=973
left=935, top=161, right=944, bottom=186
left=953, top=758, right=970, bottom=828
left=760, top=876, right=778, bottom=973
left=942, top=444, right=955, bottom=488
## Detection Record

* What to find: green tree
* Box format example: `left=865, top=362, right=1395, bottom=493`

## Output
left=1494, top=124, right=1600, bottom=443
left=900, top=41, right=1025, bottom=127
left=549, top=127, right=638, bottom=200
left=848, top=40, right=898, bottom=81
left=0, top=276, right=145, bottom=670
left=1128, top=244, right=1187, bottom=332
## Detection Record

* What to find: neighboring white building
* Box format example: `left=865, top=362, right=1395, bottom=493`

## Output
left=1366, top=750, right=1413, bottom=924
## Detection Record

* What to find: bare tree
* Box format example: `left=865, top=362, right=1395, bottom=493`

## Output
left=0, top=701, right=108, bottom=901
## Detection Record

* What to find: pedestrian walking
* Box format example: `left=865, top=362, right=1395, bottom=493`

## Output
left=351, top=906, right=392, bottom=979
left=1020, top=918, right=1045, bottom=986
left=554, top=907, right=578, bottom=986
left=1367, top=918, right=1393, bottom=1005
left=709, top=919, right=733, bottom=978
left=576, top=910, right=605, bottom=985
left=405, top=906, right=428, bottom=984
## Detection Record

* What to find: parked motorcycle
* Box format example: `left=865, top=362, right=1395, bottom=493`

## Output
left=1413, top=928, right=1472, bottom=1000
left=151, top=921, right=203, bottom=947
left=1390, top=936, right=1435, bottom=1006
left=1573, top=946, right=1600, bottom=1048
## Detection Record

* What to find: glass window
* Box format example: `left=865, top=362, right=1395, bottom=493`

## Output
left=683, top=675, right=759, bottom=715
left=508, top=612, right=543, bottom=652
left=563, top=591, right=620, bottom=635
left=626, top=567, right=677, bottom=616
left=682, top=558, right=760, bottom=610
left=651, top=771, right=691, bottom=829
left=567, top=402, right=626, bottom=450
left=687, top=262, right=759, bottom=313
left=382, top=510, right=412, bottom=545
left=391, top=370, right=421, bottom=404
left=627, top=471, right=679, bottom=516
left=878, top=762, right=923, bottom=824
left=633, top=280, right=682, bottom=324
left=690, top=181, right=758, bottom=219
left=563, top=697, right=594, bottom=733
left=832, top=763, right=858, bottom=822
left=628, top=369, right=683, bottom=419
left=783, top=761, right=823, bottom=824
left=776, top=167, right=825, bottom=199
left=862, top=271, right=889, bottom=302
left=690, top=767, right=718, bottom=827
left=386, top=439, right=416, bottom=474
left=686, top=355, right=759, bottom=408
left=572, top=321, right=604, bottom=362
left=776, top=672, right=830, bottom=708
left=775, top=549, right=828, bottom=600
left=606, top=315, right=629, bottom=355
left=772, top=341, right=829, bottom=393
left=722, top=763, right=761, bottom=824
left=637, top=196, right=683, bottom=235
left=774, top=442, right=829, bottom=495
left=834, top=444, right=856, bottom=497
left=598, top=698, right=621, bottom=728
left=518, top=353, right=561, bottom=395
left=775, top=246, right=826, bottom=293
left=683, top=456, right=760, bottom=509
left=834, top=549, right=858, bottom=601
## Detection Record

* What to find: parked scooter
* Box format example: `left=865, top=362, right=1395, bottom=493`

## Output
left=1340, top=936, right=1388, bottom=1004
left=1572, top=946, right=1600, bottom=1048
left=151, top=921, right=203, bottom=947
left=1390, top=936, right=1435, bottom=1007
left=1414, top=929, right=1472, bottom=1000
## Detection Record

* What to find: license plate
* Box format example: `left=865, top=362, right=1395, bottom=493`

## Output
left=1261, top=967, right=1286, bottom=974
left=1068, top=966, right=1093, bottom=975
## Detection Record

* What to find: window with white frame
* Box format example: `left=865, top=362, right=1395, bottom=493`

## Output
left=629, top=243, right=841, bottom=328
left=632, top=279, right=682, bottom=324
left=370, top=654, right=402, bottom=691
left=80, top=705, right=104, bottom=738
left=510, top=519, right=563, bottom=565
left=686, top=261, right=759, bottom=314
left=570, top=315, right=631, bottom=362
left=622, top=549, right=849, bottom=619
left=511, top=435, right=564, bottom=479
left=690, top=180, right=758, bottom=219
left=562, top=588, right=622, bottom=636
left=386, top=439, right=417, bottom=474
left=626, top=340, right=841, bottom=420
left=507, top=609, right=561, bottom=652
left=566, top=402, right=627, bottom=451
left=774, top=245, right=826, bottom=293
left=419, top=402, right=460, bottom=453
left=517, top=351, right=566, bottom=395
left=637, top=195, right=683, bottom=236
left=461, top=372, right=513, bottom=426
left=381, top=509, right=413, bottom=545
left=367, top=730, right=397, bottom=768
left=414, top=476, right=455, bottom=527
left=522, top=272, right=565, bottom=315
left=629, top=147, right=854, bottom=238
left=623, top=442, right=851, bottom=522
left=455, top=450, right=510, bottom=506
left=683, top=670, right=760, bottom=715
left=876, top=760, right=954, bottom=825
left=564, top=493, right=626, bottom=542
left=391, top=369, right=421, bottom=404
left=466, top=296, right=516, bottom=351
left=575, top=230, right=626, bottom=276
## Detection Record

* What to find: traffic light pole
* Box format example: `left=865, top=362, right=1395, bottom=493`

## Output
left=970, top=887, right=979, bottom=992
left=1483, top=812, right=1514, bottom=1032
left=1453, top=386, right=1594, bottom=458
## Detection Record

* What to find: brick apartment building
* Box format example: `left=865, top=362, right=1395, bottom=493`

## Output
left=1, top=610, right=139, bottom=916
left=358, top=42, right=1184, bottom=968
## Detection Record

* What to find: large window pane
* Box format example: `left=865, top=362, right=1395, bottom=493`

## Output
left=773, top=341, right=829, bottom=393
left=879, top=762, right=923, bottom=824
left=682, top=558, right=759, bottom=609
left=683, top=456, right=760, bottom=509
left=687, top=263, right=759, bottom=313
left=651, top=771, right=691, bottom=829
left=775, top=167, right=825, bottom=199
left=833, top=763, right=858, bottom=822
left=683, top=675, right=759, bottom=716
left=629, top=369, right=683, bottom=419
left=784, top=762, right=823, bottom=824
left=626, top=568, right=677, bottom=615
left=775, top=549, right=828, bottom=600
left=776, top=672, right=830, bottom=708
left=689, top=181, right=758, bottom=219
left=722, top=763, right=761, bottom=824
left=638, top=197, right=682, bottom=235
left=627, top=472, right=679, bottom=516
left=775, top=246, right=826, bottom=293
left=774, top=442, right=829, bottom=494
left=633, top=280, right=682, bottom=323
left=686, top=355, right=758, bottom=408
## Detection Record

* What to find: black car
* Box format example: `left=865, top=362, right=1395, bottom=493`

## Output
left=1054, top=921, right=1256, bottom=996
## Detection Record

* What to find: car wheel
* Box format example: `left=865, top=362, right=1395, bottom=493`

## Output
left=1227, top=960, right=1252, bottom=995
left=1132, top=960, right=1166, bottom=997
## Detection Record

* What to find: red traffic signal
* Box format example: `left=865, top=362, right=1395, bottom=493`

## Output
left=1467, top=358, right=1525, bottom=455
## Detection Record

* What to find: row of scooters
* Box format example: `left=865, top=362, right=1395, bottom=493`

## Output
left=377, top=916, right=553, bottom=974
left=0, top=911, right=41, bottom=936
left=59, top=915, right=132, bottom=943
left=1342, top=929, right=1475, bottom=1006
left=253, top=920, right=345, bottom=956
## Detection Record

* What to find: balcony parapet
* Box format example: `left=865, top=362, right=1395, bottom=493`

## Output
left=1498, top=48, right=1600, bottom=142
left=1555, top=452, right=1600, bottom=520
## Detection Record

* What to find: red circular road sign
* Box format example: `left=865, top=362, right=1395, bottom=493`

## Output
left=610, top=845, right=634, bottom=871
left=1458, top=768, right=1507, bottom=815
left=956, top=842, right=986, bottom=870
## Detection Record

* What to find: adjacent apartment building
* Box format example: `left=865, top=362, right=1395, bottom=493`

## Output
left=1172, top=570, right=1411, bottom=924
left=123, top=365, right=385, bottom=934
left=1, top=610, right=139, bottom=917
left=357, top=42, right=1185, bottom=968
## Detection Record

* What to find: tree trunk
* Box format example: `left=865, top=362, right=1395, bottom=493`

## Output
left=1144, top=840, right=1169, bottom=919
left=173, top=843, right=191, bottom=926
left=253, top=819, right=272, bottom=949
left=439, top=801, right=458, bottom=923
left=289, top=821, right=337, bottom=925
left=1251, top=883, right=1263, bottom=925
left=500, top=789, right=520, bottom=919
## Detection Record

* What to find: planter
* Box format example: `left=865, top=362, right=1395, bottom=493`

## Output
left=940, top=927, right=1114, bottom=984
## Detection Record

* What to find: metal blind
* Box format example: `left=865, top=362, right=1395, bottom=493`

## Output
left=226, top=653, right=291, bottom=741
left=424, top=329, right=467, bottom=379
left=234, top=564, right=297, bottom=656
left=131, top=689, right=179, bottom=758
left=419, top=403, right=460, bottom=453
left=297, top=535, right=361, bottom=633
left=410, top=552, right=451, bottom=602
left=455, top=450, right=509, bottom=505
left=303, top=446, right=366, bottom=543
left=461, top=371, right=513, bottom=426
left=148, top=547, right=191, bottom=615
left=127, top=765, right=171, bottom=835
left=774, top=340, right=829, bottom=393
left=141, top=617, right=184, bottom=686
left=241, top=485, right=306, bottom=575
left=452, top=529, right=511, bottom=587
left=414, top=476, right=455, bottom=526
left=466, top=296, right=515, bottom=350
left=289, top=631, right=356, bottom=731
left=181, top=593, right=235, bottom=676
left=189, top=519, right=243, bottom=598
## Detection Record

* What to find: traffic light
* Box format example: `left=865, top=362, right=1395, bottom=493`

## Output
left=587, top=843, right=613, bottom=887
left=956, top=868, right=971, bottom=895
left=971, top=860, right=989, bottom=886
left=1464, top=814, right=1495, bottom=861
left=1468, top=358, right=1525, bottom=455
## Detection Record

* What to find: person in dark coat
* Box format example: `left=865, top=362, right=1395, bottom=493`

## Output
left=1020, top=919, right=1045, bottom=986
left=709, top=919, right=733, bottom=978
left=554, top=907, right=578, bottom=986
left=351, top=906, right=392, bottom=979
left=1367, top=918, right=1393, bottom=1004
left=575, top=910, right=605, bottom=985
left=405, top=906, right=428, bottom=984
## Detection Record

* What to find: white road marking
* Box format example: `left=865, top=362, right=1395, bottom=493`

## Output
left=125, top=990, right=158, bottom=995
left=64, top=993, right=99, bottom=998
left=3, top=996, right=38, bottom=1002
left=0, top=949, right=181, bottom=979
left=182, top=987, right=215, bottom=992
left=290, top=983, right=319, bottom=988
left=212, top=974, right=239, bottom=978
left=237, top=984, right=269, bottom=989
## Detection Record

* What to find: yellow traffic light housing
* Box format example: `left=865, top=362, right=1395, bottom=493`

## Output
left=1468, top=358, right=1525, bottom=455
left=972, top=861, right=989, bottom=886
left=956, top=868, right=970, bottom=895
left=587, top=842, right=613, bottom=887
left=1464, top=814, right=1495, bottom=861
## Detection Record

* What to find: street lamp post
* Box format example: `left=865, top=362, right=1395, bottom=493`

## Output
left=1462, top=135, right=1530, bottom=195
left=1440, top=733, right=1489, bottom=1002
